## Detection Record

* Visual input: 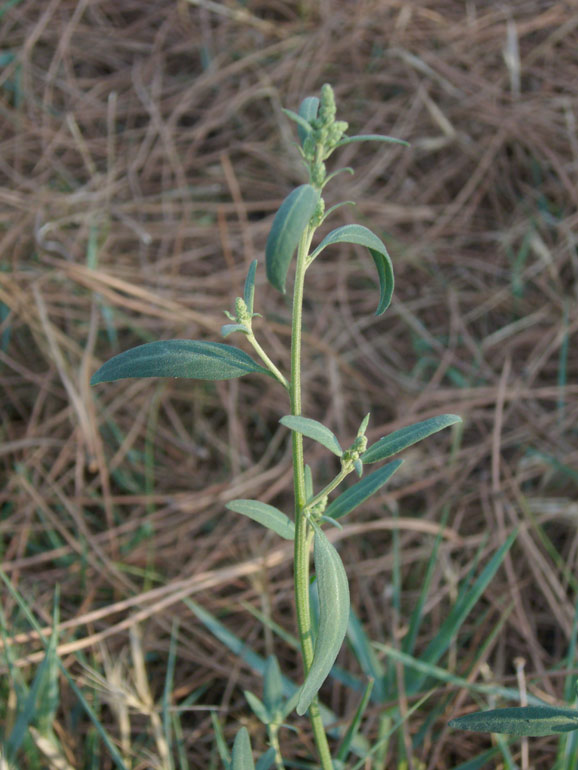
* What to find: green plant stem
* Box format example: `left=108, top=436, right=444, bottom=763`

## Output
left=246, top=330, right=289, bottom=390
left=268, top=727, right=285, bottom=770
left=305, top=465, right=352, bottom=513
left=291, top=224, right=333, bottom=770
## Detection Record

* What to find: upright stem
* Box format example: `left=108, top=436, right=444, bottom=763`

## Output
left=291, top=225, right=333, bottom=770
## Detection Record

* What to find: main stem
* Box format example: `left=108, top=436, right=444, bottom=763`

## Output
left=291, top=225, right=333, bottom=770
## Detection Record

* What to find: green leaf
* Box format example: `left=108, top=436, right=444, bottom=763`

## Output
left=325, top=459, right=403, bottom=520
left=265, top=185, right=319, bottom=293
left=309, top=224, right=394, bottom=315
left=282, top=108, right=315, bottom=141
left=449, top=706, right=578, bottom=737
left=334, top=134, right=410, bottom=149
left=297, top=96, right=319, bottom=145
left=407, top=531, right=517, bottom=692
left=6, top=600, right=60, bottom=758
left=231, top=726, right=255, bottom=770
left=256, top=748, right=276, bottom=770
left=91, top=340, right=270, bottom=384
left=263, top=655, right=284, bottom=717
left=336, top=678, right=374, bottom=762
left=244, top=690, right=270, bottom=725
left=280, top=415, right=342, bottom=457
left=304, top=464, right=314, bottom=500
left=225, top=499, right=295, bottom=540
left=362, top=415, right=462, bottom=464
left=243, top=260, right=258, bottom=315
left=297, top=528, right=350, bottom=715
left=347, top=609, right=388, bottom=703
left=221, top=323, right=248, bottom=338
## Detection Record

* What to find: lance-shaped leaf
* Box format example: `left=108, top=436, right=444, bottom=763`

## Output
left=324, top=459, right=403, bottom=520
left=231, top=726, right=255, bottom=770
left=297, top=96, right=319, bottom=145
left=91, top=340, right=270, bottom=384
left=334, top=134, right=410, bottom=149
left=280, top=415, right=343, bottom=457
left=263, top=655, right=284, bottom=717
left=449, top=706, right=578, bottom=737
left=266, top=185, right=319, bottom=293
left=243, top=259, right=258, bottom=315
left=226, top=499, right=295, bottom=540
left=297, top=528, right=350, bottom=715
left=309, top=224, right=394, bottom=315
left=256, top=748, right=276, bottom=770
left=362, top=414, right=462, bottom=464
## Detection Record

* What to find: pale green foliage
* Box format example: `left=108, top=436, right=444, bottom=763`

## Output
left=297, top=527, right=350, bottom=716
left=89, top=83, right=469, bottom=768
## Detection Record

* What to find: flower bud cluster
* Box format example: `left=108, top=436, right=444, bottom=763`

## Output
left=301, top=84, right=349, bottom=187
left=341, top=434, right=368, bottom=467
left=308, top=495, right=329, bottom=520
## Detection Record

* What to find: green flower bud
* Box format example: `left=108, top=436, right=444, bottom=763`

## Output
left=311, top=160, right=326, bottom=187
left=319, top=84, right=336, bottom=125
left=234, top=296, right=251, bottom=325
left=310, top=198, right=325, bottom=227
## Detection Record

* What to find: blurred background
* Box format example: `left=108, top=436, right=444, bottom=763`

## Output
left=1, top=1, right=577, bottom=768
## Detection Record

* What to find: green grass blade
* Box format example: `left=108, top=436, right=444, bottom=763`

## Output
left=210, top=712, right=230, bottom=766
left=347, top=609, right=387, bottom=702
left=402, top=506, right=450, bottom=658
left=162, top=621, right=179, bottom=770
left=407, top=531, right=516, bottom=691
left=375, top=643, right=548, bottom=706
left=336, top=678, right=374, bottom=761
left=0, top=569, right=129, bottom=770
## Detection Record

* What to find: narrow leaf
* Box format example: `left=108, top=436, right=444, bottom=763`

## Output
left=407, top=531, right=517, bottom=692
left=256, top=748, right=276, bottom=770
left=231, top=726, right=255, bottom=770
left=282, top=108, right=314, bottom=139
left=304, top=464, right=314, bottom=501
left=221, top=323, right=248, bottom=338
left=362, top=415, right=462, bottom=464
left=91, top=340, right=269, bottom=384
left=244, top=260, right=258, bottom=315
left=347, top=609, right=388, bottom=703
left=449, top=706, right=578, bottom=737
left=265, top=185, right=319, bottom=293
left=244, top=690, right=270, bottom=725
left=263, top=655, right=284, bottom=717
left=297, top=528, right=350, bottom=715
left=335, top=134, right=410, bottom=149
left=280, top=415, right=342, bottom=457
left=336, top=678, right=374, bottom=761
left=309, top=224, right=394, bottom=315
left=226, top=499, right=295, bottom=540
left=297, top=96, right=319, bottom=145
left=325, top=459, right=403, bottom=520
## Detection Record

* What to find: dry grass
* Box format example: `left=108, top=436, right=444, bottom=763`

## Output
left=1, top=0, right=577, bottom=767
